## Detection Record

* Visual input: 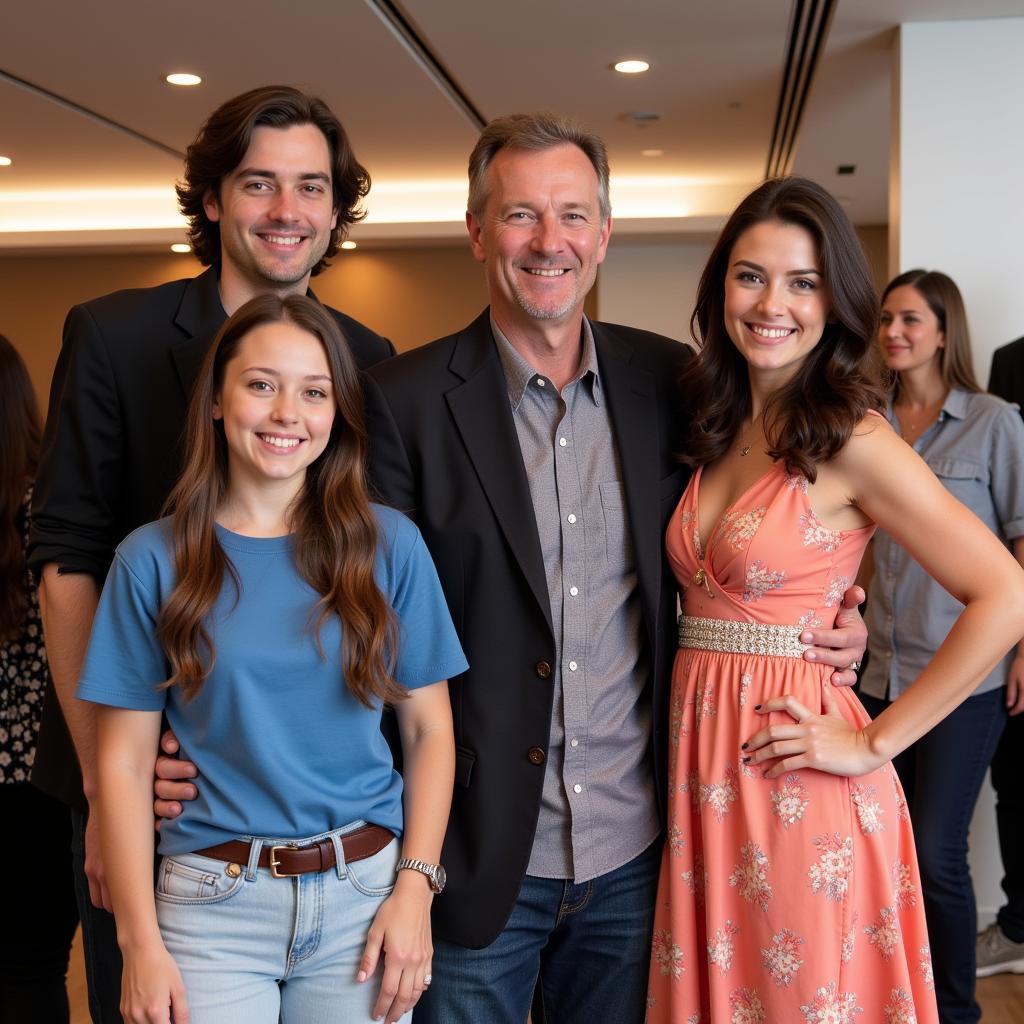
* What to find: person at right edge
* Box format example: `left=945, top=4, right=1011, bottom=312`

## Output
left=859, top=270, right=1024, bottom=1023
left=976, top=330, right=1024, bottom=980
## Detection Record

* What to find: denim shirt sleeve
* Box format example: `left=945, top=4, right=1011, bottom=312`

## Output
left=988, top=401, right=1024, bottom=540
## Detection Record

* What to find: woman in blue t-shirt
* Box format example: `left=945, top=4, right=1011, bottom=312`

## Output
left=79, top=295, right=466, bottom=1024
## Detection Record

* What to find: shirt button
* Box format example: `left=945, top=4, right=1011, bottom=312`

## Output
left=528, top=746, right=546, bottom=765
left=573, top=783, right=582, bottom=794
left=567, top=514, right=577, bottom=524
left=570, top=738, right=579, bottom=748
left=569, top=586, right=579, bottom=596
left=568, top=661, right=578, bottom=671
left=535, top=661, right=552, bottom=679
left=535, top=378, right=546, bottom=388
left=559, top=437, right=567, bottom=447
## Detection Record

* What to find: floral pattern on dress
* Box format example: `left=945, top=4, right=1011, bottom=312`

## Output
left=786, top=474, right=809, bottom=493
left=720, top=507, right=767, bottom=551
left=680, top=770, right=701, bottom=809
left=729, top=841, right=773, bottom=911
left=708, top=920, right=740, bottom=974
left=668, top=816, right=686, bottom=857
left=865, top=905, right=901, bottom=961
left=653, top=930, right=684, bottom=979
left=919, top=945, right=934, bottom=989
left=682, top=851, right=708, bottom=904
left=739, top=673, right=752, bottom=707
left=851, top=784, right=885, bottom=834
left=823, top=573, right=852, bottom=608
left=700, top=764, right=739, bottom=822
left=799, top=982, right=863, bottom=1022
left=892, top=861, right=918, bottom=908
left=799, top=509, right=842, bottom=553
left=808, top=833, right=854, bottom=902
left=761, top=927, right=805, bottom=986
left=892, top=774, right=910, bottom=822
left=884, top=987, right=917, bottom=1024
left=694, top=679, right=717, bottom=727
left=742, top=561, right=787, bottom=603
left=771, top=773, right=810, bottom=828
left=842, top=912, right=859, bottom=964
left=728, top=987, right=766, bottom=1023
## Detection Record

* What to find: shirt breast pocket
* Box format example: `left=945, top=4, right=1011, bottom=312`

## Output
left=926, top=454, right=989, bottom=508
left=599, top=480, right=635, bottom=570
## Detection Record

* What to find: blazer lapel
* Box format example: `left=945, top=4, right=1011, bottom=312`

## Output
left=594, top=322, right=661, bottom=653
left=445, top=313, right=553, bottom=634
left=169, top=268, right=228, bottom=398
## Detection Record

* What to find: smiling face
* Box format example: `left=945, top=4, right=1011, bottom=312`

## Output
left=213, top=319, right=335, bottom=498
left=466, top=143, right=611, bottom=334
left=723, top=219, right=830, bottom=385
left=878, top=284, right=945, bottom=375
left=204, top=123, right=339, bottom=303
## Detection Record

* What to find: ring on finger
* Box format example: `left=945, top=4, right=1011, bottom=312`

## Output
left=848, top=659, right=861, bottom=672
left=424, top=974, right=432, bottom=986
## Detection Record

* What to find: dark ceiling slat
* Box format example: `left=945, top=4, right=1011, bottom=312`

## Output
left=765, top=0, right=836, bottom=180
left=0, top=68, right=185, bottom=161
left=364, top=0, right=486, bottom=132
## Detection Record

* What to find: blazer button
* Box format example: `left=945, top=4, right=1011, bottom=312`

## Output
left=528, top=746, right=546, bottom=765
left=535, top=661, right=552, bottom=679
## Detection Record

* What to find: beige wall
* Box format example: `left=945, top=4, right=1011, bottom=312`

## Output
left=0, top=243, right=493, bottom=410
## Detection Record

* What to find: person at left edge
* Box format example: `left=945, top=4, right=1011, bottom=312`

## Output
left=27, top=85, right=394, bottom=1024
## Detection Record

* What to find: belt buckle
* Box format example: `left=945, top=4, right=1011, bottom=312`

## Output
left=269, top=844, right=301, bottom=878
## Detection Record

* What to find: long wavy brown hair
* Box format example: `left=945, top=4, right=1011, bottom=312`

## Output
left=0, top=335, right=41, bottom=641
left=683, top=177, right=888, bottom=481
left=157, top=295, right=401, bottom=707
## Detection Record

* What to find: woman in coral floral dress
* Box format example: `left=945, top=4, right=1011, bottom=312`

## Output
left=645, top=178, right=1024, bottom=1024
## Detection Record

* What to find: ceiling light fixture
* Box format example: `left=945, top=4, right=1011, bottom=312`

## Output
left=613, top=60, right=650, bottom=74
left=0, top=156, right=11, bottom=167
left=340, top=240, right=357, bottom=250
left=170, top=243, right=192, bottom=253
left=166, top=73, right=202, bottom=87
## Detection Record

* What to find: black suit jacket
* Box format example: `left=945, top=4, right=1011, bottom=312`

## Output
left=364, top=309, right=690, bottom=948
left=989, top=336, right=1024, bottom=412
left=29, top=267, right=394, bottom=806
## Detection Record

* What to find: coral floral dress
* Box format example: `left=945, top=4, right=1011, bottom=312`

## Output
left=645, top=463, right=939, bottom=1024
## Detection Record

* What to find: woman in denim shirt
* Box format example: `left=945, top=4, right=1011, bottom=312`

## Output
left=861, top=269, right=1024, bottom=1024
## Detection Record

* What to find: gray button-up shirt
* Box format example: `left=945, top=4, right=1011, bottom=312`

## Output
left=862, top=388, right=1024, bottom=700
left=492, top=318, right=660, bottom=882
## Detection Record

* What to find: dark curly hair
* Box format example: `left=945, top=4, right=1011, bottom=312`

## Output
left=175, top=86, right=369, bottom=274
left=682, top=176, right=888, bottom=481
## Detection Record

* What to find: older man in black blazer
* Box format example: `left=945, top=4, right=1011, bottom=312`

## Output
left=361, top=114, right=867, bottom=1024
left=28, top=86, right=393, bottom=1023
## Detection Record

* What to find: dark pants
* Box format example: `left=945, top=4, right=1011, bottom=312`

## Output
left=861, top=686, right=1007, bottom=1024
left=992, top=708, right=1024, bottom=943
left=414, top=840, right=660, bottom=1024
left=0, top=783, right=78, bottom=1024
left=70, top=804, right=123, bottom=1024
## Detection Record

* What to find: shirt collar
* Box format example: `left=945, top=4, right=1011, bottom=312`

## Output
left=885, top=386, right=970, bottom=425
left=491, top=316, right=602, bottom=410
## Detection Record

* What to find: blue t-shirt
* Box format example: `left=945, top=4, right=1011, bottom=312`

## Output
left=77, top=505, right=468, bottom=855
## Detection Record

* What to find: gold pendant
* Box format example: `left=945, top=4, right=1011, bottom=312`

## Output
left=739, top=445, right=751, bottom=457
left=692, top=568, right=714, bottom=597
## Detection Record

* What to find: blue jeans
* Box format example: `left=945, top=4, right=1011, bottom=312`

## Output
left=70, top=805, right=123, bottom=1024
left=414, top=840, right=660, bottom=1024
left=861, top=686, right=1007, bottom=1024
left=155, top=824, right=409, bottom=1024
left=991, top=707, right=1024, bottom=942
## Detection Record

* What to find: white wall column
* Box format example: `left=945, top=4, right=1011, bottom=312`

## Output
left=891, top=16, right=1024, bottom=923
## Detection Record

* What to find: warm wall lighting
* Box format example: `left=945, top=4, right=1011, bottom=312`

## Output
left=0, top=156, right=12, bottom=167
left=166, top=73, right=202, bottom=86
left=642, top=149, right=664, bottom=158
left=170, top=243, right=192, bottom=253
left=613, top=60, right=650, bottom=74
left=340, top=240, right=357, bottom=250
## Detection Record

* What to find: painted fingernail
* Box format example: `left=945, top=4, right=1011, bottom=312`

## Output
left=742, top=756, right=751, bottom=764
left=754, top=704, right=762, bottom=711
left=740, top=742, right=749, bottom=750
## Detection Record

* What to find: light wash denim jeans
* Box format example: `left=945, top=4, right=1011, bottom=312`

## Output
left=155, top=822, right=409, bottom=1024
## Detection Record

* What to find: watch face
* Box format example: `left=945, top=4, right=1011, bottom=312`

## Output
left=433, top=864, right=447, bottom=892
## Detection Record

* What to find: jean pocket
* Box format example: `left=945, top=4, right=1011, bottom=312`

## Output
left=155, top=852, right=246, bottom=906
left=346, top=837, right=400, bottom=898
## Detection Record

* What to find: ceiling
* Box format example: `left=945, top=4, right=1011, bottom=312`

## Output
left=0, top=0, right=1019, bottom=251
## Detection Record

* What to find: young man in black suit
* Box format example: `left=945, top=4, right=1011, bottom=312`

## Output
left=28, top=85, right=393, bottom=1023
left=978, top=335, right=1024, bottom=977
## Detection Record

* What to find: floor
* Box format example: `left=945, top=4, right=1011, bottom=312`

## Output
left=67, top=928, right=1024, bottom=1023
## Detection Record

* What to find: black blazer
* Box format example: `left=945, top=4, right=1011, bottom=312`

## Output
left=364, top=310, right=690, bottom=949
left=29, top=267, right=394, bottom=806
left=989, top=336, right=1024, bottom=411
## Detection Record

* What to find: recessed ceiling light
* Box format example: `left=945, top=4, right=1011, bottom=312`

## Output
left=613, top=60, right=650, bottom=74
left=641, top=149, right=664, bottom=158
left=170, top=243, right=192, bottom=253
left=0, top=156, right=12, bottom=167
left=166, top=73, right=202, bottom=87
left=340, top=240, right=357, bottom=250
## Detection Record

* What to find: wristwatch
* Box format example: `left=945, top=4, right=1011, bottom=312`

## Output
left=396, top=857, right=447, bottom=894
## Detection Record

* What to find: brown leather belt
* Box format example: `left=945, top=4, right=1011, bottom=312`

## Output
left=196, top=824, right=393, bottom=878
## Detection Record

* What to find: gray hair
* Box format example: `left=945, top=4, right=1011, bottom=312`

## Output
left=467, top=113, right=611, bottom=222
